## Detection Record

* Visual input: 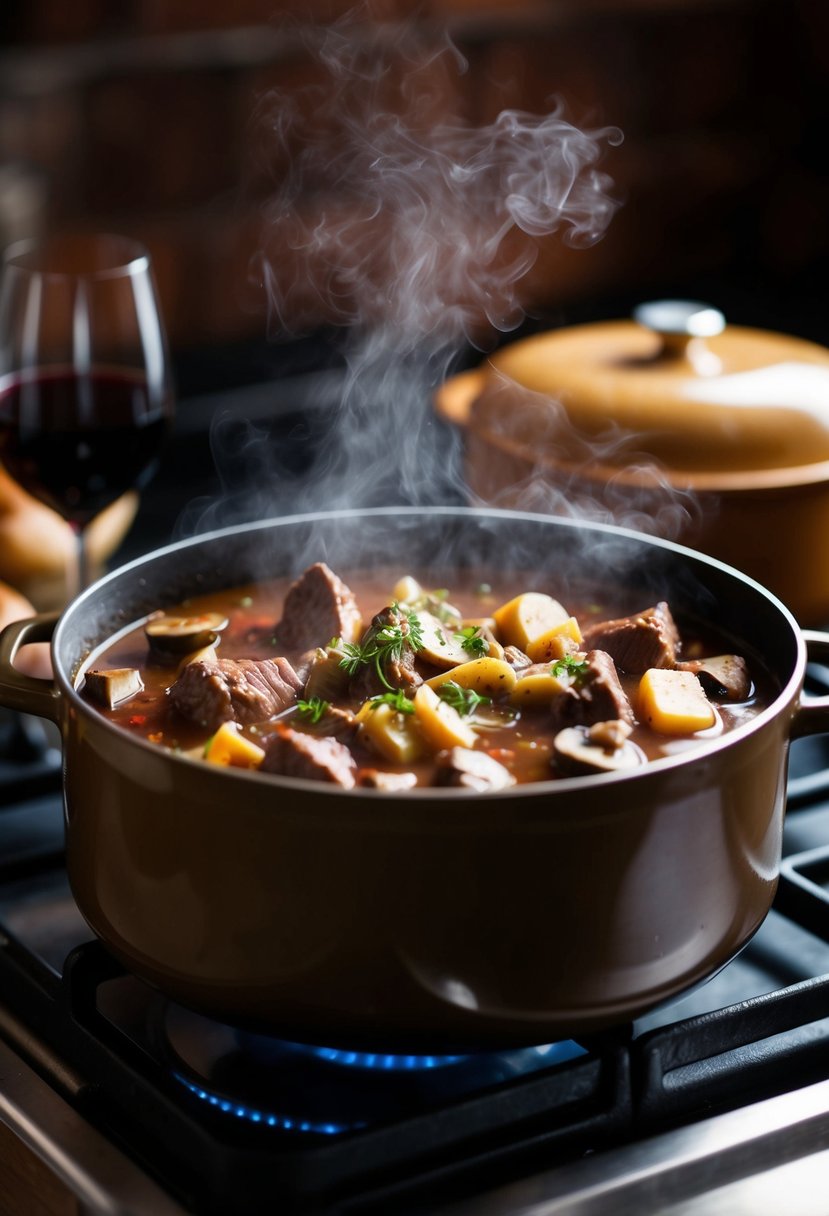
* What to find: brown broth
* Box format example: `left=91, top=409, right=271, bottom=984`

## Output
left=78, top=567, right=772, bottom=786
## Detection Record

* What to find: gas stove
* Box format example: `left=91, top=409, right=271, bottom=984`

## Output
left=1, top=718, right=829, bottom=1215
left=1, top=369, right=829, bottom=1215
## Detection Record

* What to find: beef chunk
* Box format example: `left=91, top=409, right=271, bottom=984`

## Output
left=274, top=563, right=362, bottom=654
left=433, top=747, right=516, bottom=792
left=169, top=657, right=302, bottom=732
left=550, top=649, right=635, bottom=731
left=349, top=605, right=423, bottom=700
left=261, top=724, right=357, bottom=788
left=581, top=602, right=679, bottom=673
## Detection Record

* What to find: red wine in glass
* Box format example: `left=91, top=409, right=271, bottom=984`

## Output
left=0, top=366, right=170, bottom=528
left=0, top=234, right=173, bottom=596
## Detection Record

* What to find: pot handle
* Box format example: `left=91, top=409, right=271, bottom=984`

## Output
left=0, top=613, right=61, bottom=725
left=792, top=630, right=829, bottom=739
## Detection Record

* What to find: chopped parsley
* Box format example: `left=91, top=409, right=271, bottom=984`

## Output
left=437, top=681, right=491, bottom=717
left=368, top=690, right=416, bottom=714
left=456, top=625, right=488, bottom=658
left=295, top=697, right=330, bottom=724
left=551, top=655, right=589, bottom=681
left=398, top=606, right=425, bottom=652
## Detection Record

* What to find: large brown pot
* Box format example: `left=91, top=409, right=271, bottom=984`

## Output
left=1, top=508, right=828, bottom=1050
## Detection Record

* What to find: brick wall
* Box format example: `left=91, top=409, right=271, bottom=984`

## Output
left=1, top=0, right=826, bottom=353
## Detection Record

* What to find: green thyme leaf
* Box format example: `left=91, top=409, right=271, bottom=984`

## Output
left=295, top=697, right=330, bottom=724
left=404, top=587, right=461, bottom=626
left=402, top=608, right=424, bottom=652
left=368, top=690, right=416, bottom=714
left=338, top=641, right=368, bottom=677
left=437, top=681, right=491, bottom=716
left=551, top=655, right=589, bottom=681
left=456, top=625, right=488, bottom=658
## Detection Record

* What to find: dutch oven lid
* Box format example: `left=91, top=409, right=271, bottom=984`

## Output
left=471, top=301, right=829, bottom=475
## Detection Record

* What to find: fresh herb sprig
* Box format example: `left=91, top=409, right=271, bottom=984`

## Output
left=368, top=690, right=415, bottom=714
left=437, top=681, right=491, bottom=717
left=295, top=696, right=330, bottom=724
left=551, top=655, right=589, bottom=681
left=339, top=605, right=425, bottom=691
left=406, top=587, right=461, bottom=626
left=456, top=625, right=488, bottom=659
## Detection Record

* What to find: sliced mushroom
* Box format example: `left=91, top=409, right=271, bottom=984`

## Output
left=358, top=768, right=418, bottom=791
left=299, top=704, right=358, bottom=740
left=553, top=720, right=645, bottom=777
left=303, top=644, right=351, bottom=702
left=503, top=645, right=533, bottom=673
left=433, top=746, right=516, bottom=792
left=416, top=611, right=471, bottom=669
left=145, top=611, right=228, bottom=661
left=676, top=655, right=751, bottom=700
left=84, top=667, right=144, bottom=709
left=176, top=640, right=219, bottom=673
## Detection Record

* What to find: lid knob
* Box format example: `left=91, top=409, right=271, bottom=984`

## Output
left=633, top=299, right=725, bottom=372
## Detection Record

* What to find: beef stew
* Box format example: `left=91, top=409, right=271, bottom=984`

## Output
left=79, top=562, right=767, bottom=790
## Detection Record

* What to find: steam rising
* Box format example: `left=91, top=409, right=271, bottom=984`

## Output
left=468, top=371, right=707, bottom=542
left=217, top=18, right=625, bottom=522
left=256, top=23, right=621, bottom=341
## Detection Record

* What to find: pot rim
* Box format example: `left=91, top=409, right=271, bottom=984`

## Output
left=55, top=505, right=806, bottom=802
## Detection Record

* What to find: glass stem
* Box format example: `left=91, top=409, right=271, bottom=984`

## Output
left=72, top=524, right=92, bottom=599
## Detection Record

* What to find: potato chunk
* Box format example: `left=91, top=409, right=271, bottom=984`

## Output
left=204, top=721, right=266, bottom=768
left=356, top=702, right=424, bottom=764
left=413, top=684, right=478, bottom=751
left=425, top=657, right=517, bottom=699
left=492, top=592, right=570, bottom=651
left=509, top=665, right=572, bottom=708
left=526, top=616, right=583, bottom=663
left=638, top=668, right=716, bottom=735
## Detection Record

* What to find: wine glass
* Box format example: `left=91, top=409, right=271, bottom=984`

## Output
left=0, top=233, right=173, bottom=598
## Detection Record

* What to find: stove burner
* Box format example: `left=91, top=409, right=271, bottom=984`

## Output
left=160, top=1003, right=587, bottom=1137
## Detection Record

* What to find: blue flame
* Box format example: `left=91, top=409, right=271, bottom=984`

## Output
left=174, top=1074, right=355, bottom=1135
left=174, top=1040, right=588, bottom=1135
left=300, top=1045, right=466, bottom=1070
